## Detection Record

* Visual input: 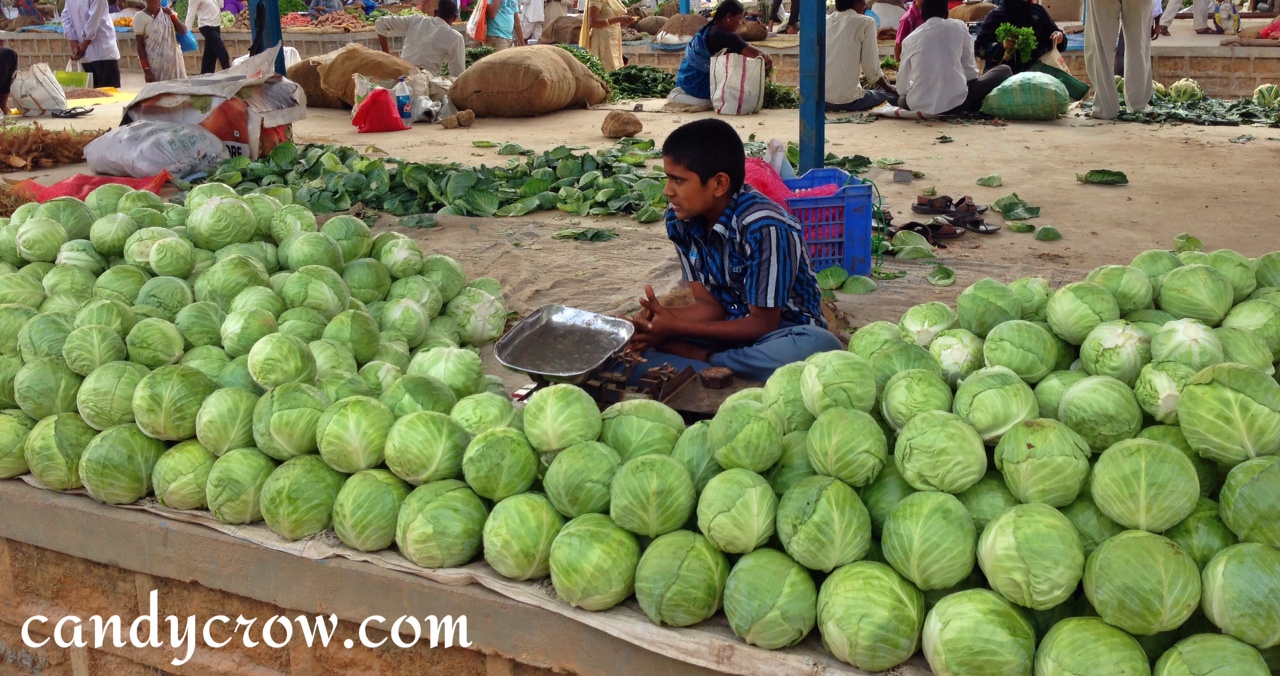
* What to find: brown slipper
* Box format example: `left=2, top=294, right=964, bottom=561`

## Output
left=912, top=195, right=955, bottom=214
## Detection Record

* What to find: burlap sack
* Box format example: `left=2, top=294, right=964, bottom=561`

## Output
left=659, top=1, right=679, bottom=17
left=737, top=21, right=767, bottom=41
left=287, top=56, right=347, bottom=109
left=317, top=44, right=417, bottom=107
left=546, top=45, right=611, bottom=105
left=545, top=16, right=583, bottom=45
left=949, top=2, right=996, bottom=21
left=635, top=16, right=667, bottom=35
left=452, top=45, right=609, bottom=117
left=663, top=13, right=707, bottom=36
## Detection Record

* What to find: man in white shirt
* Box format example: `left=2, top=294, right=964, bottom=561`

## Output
left=62, top=0, right=121, bottom=88
left=520, top=0, right=544, bottom=43
left=1085, top=0, right=1153, bottom=118
left=896, top=0, right=1010, bottom=115
left=826, top=0, right=897, bottom=111
left=186, top=0, right=230, bottom=73
left=377, top=0, right=466, bottom=77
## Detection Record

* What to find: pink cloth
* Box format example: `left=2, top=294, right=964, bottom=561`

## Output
left=896, top=3, right=923, bottom=46
left=1261, top=17, right=1280, bottom=39
left=744, top=158, right=842, bottom=214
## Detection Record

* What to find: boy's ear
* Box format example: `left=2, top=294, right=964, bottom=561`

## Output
left=710, top=172, right=732, bottom=198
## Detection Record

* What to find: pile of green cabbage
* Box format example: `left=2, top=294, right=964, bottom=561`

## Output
left=6, top=188, right=1280, bottom=676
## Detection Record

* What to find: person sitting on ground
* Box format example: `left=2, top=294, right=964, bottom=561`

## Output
left=897, top=0, right=1011, bottom=114
left=669, top=0, right=774, bottom=107
left=132, top=0, right=189, bottom=82
left=893, top=0, right=923, bottom=60
left=377, top=0, right=465, bottom=77
left=973, top=0, right=1064, bottom=73
left=869, top=0, right=906, bottom=35
left=308, top=0, right=343, bottom=18
left=0, top=45, right=15, bottom=114
left=621, top=119, right=843, bottom=383
left=827, top=0, right=898, bottom=111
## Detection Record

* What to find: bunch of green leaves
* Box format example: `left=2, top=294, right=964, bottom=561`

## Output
left=607, top=65, right=676, bottom=100
left=880, top=56, right=899, bottom=70
left=995, top=23, right=1037, bottom=63
left=1117, top=96, right=1280, bottom=127
left=203, top=139, right=668, bottom=222
left=465, top=47, right=495, bottom=68
left=554, top=228, right=619, bottom=242
left=278, top=0, right=307, bottom=14
left=992, top=192, right=1041, bottom=219
left=764, top=82, right=800, bottom=109
left=1076, top=170, right=1128, bottom=185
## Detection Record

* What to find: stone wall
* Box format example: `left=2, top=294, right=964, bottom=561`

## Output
left=2, top=30, right=401, bottom=76
left=624, top=44, right=1280, bottom=98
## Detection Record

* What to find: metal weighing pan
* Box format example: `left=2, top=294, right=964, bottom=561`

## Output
left=495, top=305, right=634, bottom=384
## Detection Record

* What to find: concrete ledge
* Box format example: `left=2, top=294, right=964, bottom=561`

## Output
left=0, top=480, right=720, bottom=676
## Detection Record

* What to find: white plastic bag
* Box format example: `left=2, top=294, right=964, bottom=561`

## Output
left=710, top=51, right=765, bottom=116
left=84, top=121, right=230, bottom=179
left=765, top=139, right=796, bottom=180
left=12, top=63, right=67, bottom=117
left=231, top=47, right=302, bottom=70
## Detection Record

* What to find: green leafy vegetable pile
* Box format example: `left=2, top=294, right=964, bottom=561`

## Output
left=278, top=0, right=308, bottom=14
left=1118, top=97, right=1280, bottom=127
left=764, top=82, right=800, bottom=110
left=607, top=65, right=676, bottom=101
left=995, top=23, right=1037, bottom=63
left=202, top=139, right=669, bottom=222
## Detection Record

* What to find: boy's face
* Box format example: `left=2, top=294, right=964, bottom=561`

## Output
left=663, top=157, right=730, bottom=222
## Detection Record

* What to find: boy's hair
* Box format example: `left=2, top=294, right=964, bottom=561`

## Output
left=435, top=0, right=458, bottom=21
left=711, top=0, right=745, bottom=24
left=662, top=119, right=746, bottom=195
left=920, top=0, right=948, bottom=20
left=835, top=0, right=858, bottom=11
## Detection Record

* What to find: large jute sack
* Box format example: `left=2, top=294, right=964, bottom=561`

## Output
left=451, top=45, right=609, bottom=117
left=318, top=44, right=417, bottom=107
left=545, top=45, right=611, bottom=104
left=659, top=1, right=679, bottom=16
left=546, top=16, right=583, bottom=45
left=287, top=56, right=347, bottom=109
left=663, top=13, right=707, bottom=36
left=949, top=2, right=996, bottom=21
left=635, top=15, right=667, bottom=35
left=737, top=21, right=767, bottom=41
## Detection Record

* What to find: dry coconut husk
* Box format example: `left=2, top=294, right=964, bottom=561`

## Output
left=601, top=111, right=643, bottom=138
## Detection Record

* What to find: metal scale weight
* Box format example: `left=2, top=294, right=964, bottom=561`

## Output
left=495, top=305, right=758, bottom=418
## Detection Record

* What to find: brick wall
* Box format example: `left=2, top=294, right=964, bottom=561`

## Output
left=625, top=46, right=1277, bottom=98
left=5, top=30, right=400, bottom=75
left=0, top=538, right=555, bottom=676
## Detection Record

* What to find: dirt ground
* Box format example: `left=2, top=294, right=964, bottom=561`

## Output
left=16, top=85, right=1280, bottom=335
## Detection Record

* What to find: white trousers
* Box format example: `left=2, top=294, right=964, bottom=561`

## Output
left=522, top=18, right=543, bottom=42
left=1086, top=0, right=1155, bottom=118
left=1159, top=0, right=1209, bottom=29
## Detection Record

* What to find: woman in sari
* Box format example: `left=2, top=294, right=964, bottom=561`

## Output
left=578, top=0, right=633, bottom=72
left=132, top=0, right=189, bottom=82
left=669, top=0, right=772, bottom=106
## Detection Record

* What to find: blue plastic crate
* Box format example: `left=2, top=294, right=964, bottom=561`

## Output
left=783, top=168, right=874, bottom=277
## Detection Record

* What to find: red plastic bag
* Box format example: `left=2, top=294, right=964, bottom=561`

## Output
left=745, top=157, right=794, bottom=209
left=351, top=88, right=410, bottom=134
left=10, top=171, right=172, bottom=203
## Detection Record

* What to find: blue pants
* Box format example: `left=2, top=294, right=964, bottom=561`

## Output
left=620, top=324, right=843, bottom=384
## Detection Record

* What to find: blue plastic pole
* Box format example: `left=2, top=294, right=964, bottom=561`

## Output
left=797, top=0, right=825, bottom=173
left=679, top=0, right=690, bottom=15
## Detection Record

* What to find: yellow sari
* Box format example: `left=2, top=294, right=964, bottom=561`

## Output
left=578, top=0, right=626, bottom=72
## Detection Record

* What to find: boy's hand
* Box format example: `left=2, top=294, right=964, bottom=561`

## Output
left=634, top=285, right=678, bottom=344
